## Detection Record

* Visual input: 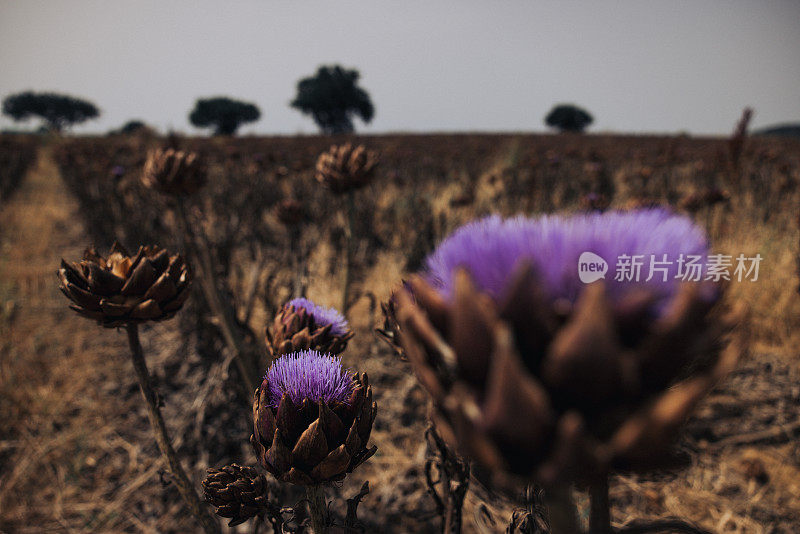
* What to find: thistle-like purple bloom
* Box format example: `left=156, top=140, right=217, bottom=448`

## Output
left=265, top=350, right=355, bottom=409
left=424, top=209, right=712, bottom=309
left=286, top=297, right=349, bottom=336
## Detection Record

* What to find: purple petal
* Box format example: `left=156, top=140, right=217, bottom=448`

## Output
left=423, top=208, right=713, bottom=312
left=265, top=350, right=355, bottom=409
left=286, top=297, right=349, bottom=336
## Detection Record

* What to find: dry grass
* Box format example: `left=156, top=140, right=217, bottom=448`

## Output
left=1, top=132, right=799, bottom=533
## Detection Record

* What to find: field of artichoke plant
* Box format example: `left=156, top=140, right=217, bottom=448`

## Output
left=1, top=128, right=799, bottom=533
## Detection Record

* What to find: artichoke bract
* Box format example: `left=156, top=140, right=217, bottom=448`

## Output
left=58, top=242, right=192, bottom=328
left=142, top=147, right=206, bottom=196
left=389, top=210, right=742, bottom=489
left=203, top=464, right=270, bottom=527
left=251, top=350, right=377, bottom=486
left=266, top=298, right=354, bottom=359
left=315, top=143, right=378, bottom=194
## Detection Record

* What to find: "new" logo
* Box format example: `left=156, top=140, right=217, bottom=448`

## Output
left=578, top=252, right=608, bottom=283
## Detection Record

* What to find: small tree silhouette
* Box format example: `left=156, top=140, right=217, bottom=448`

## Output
left=2, top=91, right=99, bottom=132
left=291, top=65, right=374, bottom=134
left=189, top=97, right=260, bottom=136
left=545, top=104, right=593, bottom=133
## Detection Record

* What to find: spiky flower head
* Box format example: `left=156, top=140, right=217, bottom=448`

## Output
left=252, top=351, right=377, bottom=485
left=424, top=209, right=713, bottom=313
left=388, top=208, right=742, bottom=490
left=286, top=298, right=349, bottom=336
left=266, top=298, right=353, bottom=359
left=58, top=242, right=192, bottom=328
left=203, top=464, right=270, bottom=527
left=276, top=198, right=305, bottom=226
left=142, top=147, right=206, bottom=196
left=315, top=143, right=378, bottom=194
left=265, top=350, right=355, bottom=409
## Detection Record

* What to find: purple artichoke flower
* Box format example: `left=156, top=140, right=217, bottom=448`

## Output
left=252, top=350, right=377, bottom=485
left=286, top=298, right=349, bottom=336
left=264, top=350, right=354, bottom=409
left=386, top=207, right=741, bottom=488
left=423, top=208, right=712, bottom=312
left=266, top=298, right=354, bottom=359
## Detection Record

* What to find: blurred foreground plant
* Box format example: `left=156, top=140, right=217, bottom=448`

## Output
left=385, top=210, right=743, bottom=533
left=58, top=243, right=220, bottom=533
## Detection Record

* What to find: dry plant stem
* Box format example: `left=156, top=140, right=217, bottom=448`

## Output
left=543, top=484, right=581, bottom=534
left=175, top=201, right=257, bottom=395
left=425, top=426, right=470, bottom=534
left=589, top=477, right=612, bottom=533
left=125, top=323, right=220, bottom=534
left=341, top=191, right=355, bottom=313
left=290, top=228, right=303, bottom=298
left=305, top=485, right=328, bottom=534
left=617, top=519, right=712, bottom=534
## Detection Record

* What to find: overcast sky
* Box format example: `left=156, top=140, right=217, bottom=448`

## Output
left=1, top=1, right=798, bottom=136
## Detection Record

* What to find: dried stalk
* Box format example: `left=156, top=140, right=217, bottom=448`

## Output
left=175, top=200, right=258, bottom=396
left=341, top=190, right=356, bottom=313
left=424, top=425, right=470, bottom=534
left=617, top=519, right=712, bottom=534
left=126, top=323, right=220, bottom=534
left=542, top=484, right=580, bottom=534
left=589, top=477, right=612, bottom=533
left=305, top=485, right=328, bottom=534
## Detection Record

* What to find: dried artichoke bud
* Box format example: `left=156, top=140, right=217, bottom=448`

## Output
left=315, top=143, right=378, bottom=194
left=58, top=242, right=192, bottom=328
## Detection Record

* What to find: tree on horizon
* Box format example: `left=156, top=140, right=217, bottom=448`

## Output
left=189, top=97, right=261, bottom=136
left=2, top=91, right=100, bottom=132
left=545, top=103, right=593, bottom=133
left=290, top=65, right=374, bottom=135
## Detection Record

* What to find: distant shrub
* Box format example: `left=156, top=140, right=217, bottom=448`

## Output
left=291, top=65, right=374, bottom=134
left=545, top=103, right=593, bottom=133
left=189, top=97, right=261, bottom=136
left=2, top=91, right=100, bottom=132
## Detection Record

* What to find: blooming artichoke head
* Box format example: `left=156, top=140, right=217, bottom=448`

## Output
left=315, top=143, right=378, bottom=194
left=58, top=242, right=192, bottom=327
left=389, top=209, right=742, bottom=488
left=266, top=298, right=354, bottom=359
left=251, top=350, right=377, bottom=485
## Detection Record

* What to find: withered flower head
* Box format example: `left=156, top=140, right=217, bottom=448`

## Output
left=266, top=298, right=353, bottom=359
left=58, top=242, right=192, bottom=328
left=276, top=198, right=306, bottom=226
left=142, top=147, right=206, bottom=196
left=679, top=187, right=730, bottom=213
left=203, top=464, right=269, bottom=527
left=390, top=209, right=742, bottom=488
left=315, top=143, right=378, bottom=194
left=251, top=350, right=377, bottom=485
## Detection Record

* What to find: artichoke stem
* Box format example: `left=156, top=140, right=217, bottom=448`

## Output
left=589, top=476, right=612, bottom=533
left=290, top=227, right=304, bottom=298
left=341, top=190, right=356, bottom=313
left=125, top=323, right=220, bottom=534
left=175, top=200, right=257, bottom=396
left=305, top=485, right=329, bottom=534
left=543, top=484, right=581, bottom=534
